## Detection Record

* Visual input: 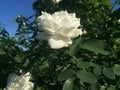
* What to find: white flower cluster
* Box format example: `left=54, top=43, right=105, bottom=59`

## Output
left=36, top=11, right=84, bottom=49
left=4, top=72, right=34, bottom=90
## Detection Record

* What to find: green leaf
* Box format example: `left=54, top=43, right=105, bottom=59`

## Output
left=76, top=70, right=97, bottom=83
left=0, top=49, right=6, bottom=55
left=112, top=64, right=120, bottom=76
left=77, top=62, right=90, bottom=69
left=100, top=85, right=107, bottom=90
left=23, top=59, right=29, bottom=67
left=14, top=55, right=22, bottom=63
left=89, top=0, right=97, bottom=4
left=94, top=2, right=102, bottom=8
left=81, top=39, right=110, bottom=55
left=103, top=68, right=115, bottom=80
left=40, top=61, right=49, bottom=68
left=102, top=0, right=112, bottom=7
left=107, top=86, right=116, bottom=90
left=58, top=69, right=75, bottom=81
left=69, top=37, right=84, bottom=56
left=93, top=66, right=102, bottom=75
left=116, top=38, right=120, bottom=44
left=62, top=78, right=74, bottom=90
left=55, top=65, right=63, bottom=71
left=90, top=83, right=101, bottom=90
left=49, top=53, right=58, bottom=59
left=36, top=86, right=42, bottom=90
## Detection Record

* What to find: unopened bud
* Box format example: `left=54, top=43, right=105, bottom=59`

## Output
left=23, top=22, right=26, bottom=26
left=18, top=14, right=21, bottom=18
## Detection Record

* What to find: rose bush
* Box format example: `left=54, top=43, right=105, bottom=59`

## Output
left=36, top=11, right=83, bottom=49
left=1, top=0, right=120, bottom=90
left=4, top=72, right=34, bottom=90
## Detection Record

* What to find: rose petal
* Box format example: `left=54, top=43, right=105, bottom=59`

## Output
left=52, top=34, right=70, bottom=41
left=7, top=73, right=18, bottom=83
left=38, top=12, right=53, bottom=20
left=67, top=40, right=72, bottom=45
left=4, top=72, right=34, bottom=90
left=48, top=38, right=69, bottom=49
left=57, top=27, right=81, bottom=38
left=38, top=19, right=60, bottom=35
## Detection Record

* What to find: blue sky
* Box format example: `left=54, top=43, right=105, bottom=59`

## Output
left=0, top=0, right=35, bottom=36
left=111, top=0, right=120, bottom=11
left=0, top=0, right=120, bottom=36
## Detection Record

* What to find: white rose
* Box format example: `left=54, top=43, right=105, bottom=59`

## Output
left=52, top=0, right=61, bottom=3
left=36, top=11, right=83, bottom=49
left=4, top=72, right=34, bottom=90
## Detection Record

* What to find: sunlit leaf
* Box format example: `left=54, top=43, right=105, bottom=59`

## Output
left=58, top=69, right=75, bottom=81
left=81, top=39, right=110, bottom=55
left=107, top=86, right=116, bottom=90
left=62, top=78, right=74, bottom=90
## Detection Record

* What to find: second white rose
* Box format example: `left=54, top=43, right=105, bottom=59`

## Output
left=4, top=72, right=34, bottom=90
left=36, top=11, right=83, bottom=49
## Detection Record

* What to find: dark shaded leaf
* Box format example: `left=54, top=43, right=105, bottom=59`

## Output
left=36, top=86, right=42, bottom=90
left=90, top=83, right=101, bottom=90
left=0, top=49, right=6, bottom=55
left=14, top=55, right=22, bottom=63
left=69, top=37, right=84, bottom=56
left=73, top=85, right=79, bottom=90
left=58, top=69, right=75, bottom=81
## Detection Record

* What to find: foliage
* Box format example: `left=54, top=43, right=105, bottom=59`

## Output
left=0, top=0, right=120, bottom=90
